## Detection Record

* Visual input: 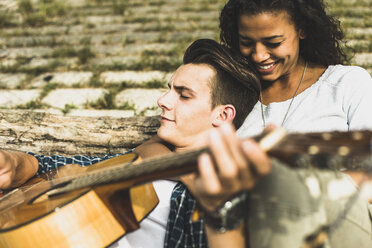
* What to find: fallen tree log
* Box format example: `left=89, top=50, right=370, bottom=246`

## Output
left=0, top=110, right=160, bottom=156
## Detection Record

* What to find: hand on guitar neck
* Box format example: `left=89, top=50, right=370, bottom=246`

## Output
left=181, top=123, right=272, bottom=213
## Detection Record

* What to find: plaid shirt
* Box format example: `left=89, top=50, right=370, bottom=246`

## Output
left=165, top=182, right=208, bottom=248
left=27, top=152, right=126, bottom=175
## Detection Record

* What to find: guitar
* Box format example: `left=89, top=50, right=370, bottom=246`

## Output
left=0, top=129, right=371, bottom=248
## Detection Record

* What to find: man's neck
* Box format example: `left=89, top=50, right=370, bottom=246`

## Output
left=174, top=140, right=208, bottom=153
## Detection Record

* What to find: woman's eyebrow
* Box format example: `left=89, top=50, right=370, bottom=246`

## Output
left=263, top=35, right=284, bottom=41
left=239, top=34, right=284, bottom=40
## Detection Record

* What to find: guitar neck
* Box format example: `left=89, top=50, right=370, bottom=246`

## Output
left=48, top=129, right=372, bottom=196
left=48, top=148, right=210, bottom=196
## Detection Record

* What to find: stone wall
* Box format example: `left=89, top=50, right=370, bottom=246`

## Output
left=0, top=0, right=371, bottom=154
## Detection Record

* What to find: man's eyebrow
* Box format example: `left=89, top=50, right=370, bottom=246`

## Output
left=173, top=85, right=195, bottom=94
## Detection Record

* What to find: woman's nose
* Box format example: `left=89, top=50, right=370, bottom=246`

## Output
left=251, top=43, right=270, bottom=63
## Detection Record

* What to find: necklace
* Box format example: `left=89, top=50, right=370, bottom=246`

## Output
left=260, top=61, right=308, bottom=128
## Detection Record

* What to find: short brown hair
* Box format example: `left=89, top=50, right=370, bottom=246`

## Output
left=183, top=39, right=260, bottom=129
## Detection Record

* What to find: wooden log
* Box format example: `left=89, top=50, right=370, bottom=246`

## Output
left=0, top=110, right=160, bottom=156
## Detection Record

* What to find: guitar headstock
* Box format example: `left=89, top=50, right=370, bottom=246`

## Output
left=265, top=130, right=372, bottom=173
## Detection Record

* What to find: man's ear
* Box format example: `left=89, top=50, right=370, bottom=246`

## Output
left=212, top=104, right=236, bottom=127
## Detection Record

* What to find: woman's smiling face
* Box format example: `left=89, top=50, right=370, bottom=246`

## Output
left=238, top=10, right=304, bottom=82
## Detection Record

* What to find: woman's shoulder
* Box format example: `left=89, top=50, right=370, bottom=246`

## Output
left=319, top=64, right=372, bottom=87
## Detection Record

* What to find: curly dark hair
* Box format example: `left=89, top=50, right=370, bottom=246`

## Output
left=219, top=0, right=348, bottom=66
left=183, top=39, right=260, bottom=129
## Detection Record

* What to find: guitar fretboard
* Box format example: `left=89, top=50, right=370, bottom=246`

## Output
left=48, top=129, right=372, bottom=196
left=48, top=148, right=209, bottom=196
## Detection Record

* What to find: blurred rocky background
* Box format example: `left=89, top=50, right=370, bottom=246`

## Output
left=0, top=0, right=371, bottom=155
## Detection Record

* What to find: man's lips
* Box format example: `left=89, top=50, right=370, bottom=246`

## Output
left=161, top=116, right=175, bottom=122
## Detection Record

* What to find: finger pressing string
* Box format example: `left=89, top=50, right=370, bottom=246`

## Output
left=208, top=128, right=239, bottom=181
left=198, top=153, right=222, bottom=195
left=242, top=139, right=272, bottom=176
left=220, top=123, right=248, bottom=172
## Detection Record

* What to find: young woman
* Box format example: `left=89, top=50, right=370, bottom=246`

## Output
left=219, top=0, right=372, bottom=137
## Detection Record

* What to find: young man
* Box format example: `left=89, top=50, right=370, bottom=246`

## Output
left=0, top=38, right=260, bottom=247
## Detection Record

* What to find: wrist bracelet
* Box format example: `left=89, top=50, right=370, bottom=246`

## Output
left=199, top=192, right=248, bottom=233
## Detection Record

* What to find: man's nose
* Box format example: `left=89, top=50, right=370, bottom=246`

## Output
left=157, top=91, right=172, bottom=110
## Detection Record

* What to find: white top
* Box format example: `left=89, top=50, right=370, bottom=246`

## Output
left=237, top=65, right=372, bottom=137
left=109, top=180, right=177, bottom=248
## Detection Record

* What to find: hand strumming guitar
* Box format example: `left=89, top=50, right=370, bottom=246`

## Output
left=0, top=150, right=38, bottom=190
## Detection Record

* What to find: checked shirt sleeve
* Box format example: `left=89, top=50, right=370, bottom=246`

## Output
left=26, top=151, right=131, bottom=175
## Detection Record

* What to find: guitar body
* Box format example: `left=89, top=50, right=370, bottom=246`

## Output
left=0, top=153, right=159, bottom=248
